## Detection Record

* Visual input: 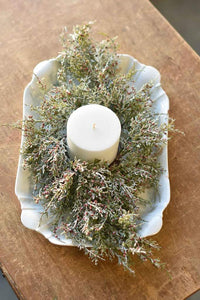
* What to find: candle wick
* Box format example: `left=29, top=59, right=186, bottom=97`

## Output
left=92, top=123, right=96, bottom=129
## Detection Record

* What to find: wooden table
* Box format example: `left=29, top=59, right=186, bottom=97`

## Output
left=0, top=0, right=200, bottom=299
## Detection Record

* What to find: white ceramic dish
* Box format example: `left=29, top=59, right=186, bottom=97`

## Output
left=15, top=54, right=170, bottom=245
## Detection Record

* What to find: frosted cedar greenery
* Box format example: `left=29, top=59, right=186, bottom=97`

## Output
left=20, top=23, right=175, bottom=274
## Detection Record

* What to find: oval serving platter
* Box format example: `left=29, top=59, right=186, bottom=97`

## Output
left=15, top=54, right=170, bottom=245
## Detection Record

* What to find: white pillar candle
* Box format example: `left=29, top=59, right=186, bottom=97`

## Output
left=67, top=104, right=121, bottom=164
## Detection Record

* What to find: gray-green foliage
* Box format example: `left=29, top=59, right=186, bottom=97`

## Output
left=21, top=23, right=173, bottom=274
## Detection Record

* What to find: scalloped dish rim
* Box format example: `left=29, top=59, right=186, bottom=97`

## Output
left=15, top=54, right=170, bottom=246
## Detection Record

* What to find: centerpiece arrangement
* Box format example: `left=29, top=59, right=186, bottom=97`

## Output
left=15, top=22, right=175, bottom=274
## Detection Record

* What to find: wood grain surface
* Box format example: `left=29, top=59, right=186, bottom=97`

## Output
left=0, top=0, right=200, bottom=299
